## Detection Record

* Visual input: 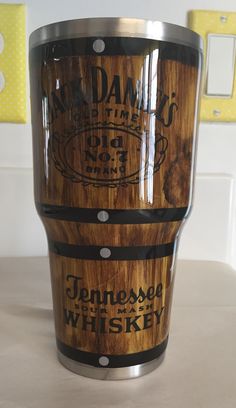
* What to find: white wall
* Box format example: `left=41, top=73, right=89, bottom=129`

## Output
left=1, top=0, right=236, bottom=268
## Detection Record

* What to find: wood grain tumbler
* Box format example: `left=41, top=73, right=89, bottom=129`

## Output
left=29, top=18, right=202, bottom=380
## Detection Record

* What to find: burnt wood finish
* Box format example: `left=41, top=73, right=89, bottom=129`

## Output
left=30, top=36, right=201, bottom=368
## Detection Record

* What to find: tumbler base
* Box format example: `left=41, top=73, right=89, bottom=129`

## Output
left=58, top=350, right=166, bottom=380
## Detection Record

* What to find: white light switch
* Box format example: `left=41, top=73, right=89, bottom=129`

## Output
left=206, top=34, right=236, bottom=96
left=0, top=33, right=4, bottom=54
left=0, top=71, right=5, bottom=92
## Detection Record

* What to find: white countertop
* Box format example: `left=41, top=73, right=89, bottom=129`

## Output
left=0, top=257, right=236, bottom=408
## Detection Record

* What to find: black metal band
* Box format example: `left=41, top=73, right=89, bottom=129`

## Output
left=57, top=336, right=168, bottom=368
left=37, top=203, right=187, bottom=224
left=31, top=37, right=200, bottom=68
left=48, top=240, right=174, bottom=260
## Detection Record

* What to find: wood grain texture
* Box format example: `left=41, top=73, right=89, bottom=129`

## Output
left=42, top=218, right=182, bottom=246
left=30, top=37, right=201, bottom=363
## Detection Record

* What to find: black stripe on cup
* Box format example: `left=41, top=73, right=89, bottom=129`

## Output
left=48, top=240, right=174, bottom=260
left=37, top=203, right=188, bottom=224
left=57, top=337, right=168, bottom=368
left=31, top=37, right=200, bottom=68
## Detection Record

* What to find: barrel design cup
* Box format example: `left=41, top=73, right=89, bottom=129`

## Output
left=29, top=18, right=202, bottom=380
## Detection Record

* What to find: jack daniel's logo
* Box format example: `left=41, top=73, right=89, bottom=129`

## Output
left=45, top=65, right=178, bottom=187
left=46, top=66, right=178, bottom=126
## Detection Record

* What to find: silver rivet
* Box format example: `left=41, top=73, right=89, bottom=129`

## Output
left=220, top=16, right=228, bottom=23
left=93, top=39, right=105, bottom=53
left=100, top=248, right=111, bottom=258
left=97, top=210, right=109, bottom=222
left=213, top=109, right=221, bottom=117
left=99, top=356, right=109, bottom=366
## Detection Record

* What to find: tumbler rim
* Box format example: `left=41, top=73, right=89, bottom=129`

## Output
left=29, top=17, right=203, bottom=52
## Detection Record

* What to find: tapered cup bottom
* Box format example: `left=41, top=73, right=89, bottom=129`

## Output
left=58, top=350, right=166, bottom=380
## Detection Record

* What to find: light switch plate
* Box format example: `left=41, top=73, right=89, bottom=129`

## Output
left=0, top=4, right=26, bottom=123
left=189, top=10, right=236, bottom=122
